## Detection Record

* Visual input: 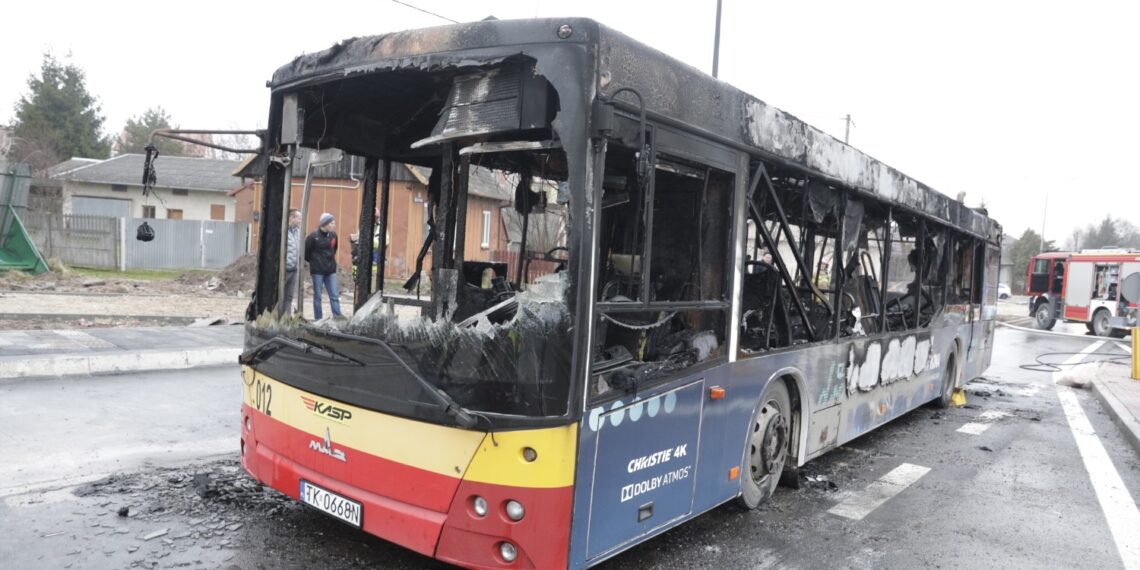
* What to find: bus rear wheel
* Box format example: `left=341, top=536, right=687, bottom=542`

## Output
left=739, top=381, right=791, bottom=510
left=932, top=353, right=957, bottom=408
left=1034, top=301, right=1056, bottom=330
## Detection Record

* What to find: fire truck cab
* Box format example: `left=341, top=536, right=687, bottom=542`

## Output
left=1027, top=249, right=1140, bottom=337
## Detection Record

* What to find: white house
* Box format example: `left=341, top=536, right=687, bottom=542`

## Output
left=52, top=154, right=243, bottom=221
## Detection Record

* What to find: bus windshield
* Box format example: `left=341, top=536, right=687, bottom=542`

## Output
left=244, top=59, right=583, bottom=427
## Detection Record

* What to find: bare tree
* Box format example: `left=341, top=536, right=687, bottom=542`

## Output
left=206, top=129, right=261, bottom=160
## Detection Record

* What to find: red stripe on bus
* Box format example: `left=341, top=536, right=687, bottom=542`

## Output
left=242, top=404, right=462, bottom=514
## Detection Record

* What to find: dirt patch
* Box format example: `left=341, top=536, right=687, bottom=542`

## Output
left=0, top=254, right=368, bottom=330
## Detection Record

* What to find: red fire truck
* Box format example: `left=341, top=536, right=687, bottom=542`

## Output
left=1026, top=249, right=1140, bottom=336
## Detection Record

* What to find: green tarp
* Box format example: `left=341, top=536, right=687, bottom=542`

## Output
left=0, top=165, right=48, bottom=275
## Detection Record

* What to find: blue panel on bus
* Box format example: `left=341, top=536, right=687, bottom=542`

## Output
left=584, top=380, right=704, bottom=560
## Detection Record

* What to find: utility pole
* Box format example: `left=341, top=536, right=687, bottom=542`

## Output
left=1040, top=193, right=1048, bottom=253
left=843, top=114, right=855, bottom=144
left=712, top=0, right=723, bottom=78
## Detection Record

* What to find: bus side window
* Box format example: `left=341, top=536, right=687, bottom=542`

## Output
left=972, top=242, right=986, bottom=305
left=949, top=238, right=974, bottom=304
left=882, top=213, right=925, bottom=331
left=590, top=150, right=732, bottom=400
left=739, top=170, right=841, bottom=350
left=839, top=208, right=886, bottom=337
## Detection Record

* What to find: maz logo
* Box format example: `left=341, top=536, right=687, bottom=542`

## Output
left=301, top=396, right=353, bottom=422
left=309, top=427, right=347, bottom=462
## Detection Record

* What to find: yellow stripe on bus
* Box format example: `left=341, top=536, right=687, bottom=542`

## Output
left=464, top=424, right=578, bottom=488
left=242, top=367, right=484, bottom=478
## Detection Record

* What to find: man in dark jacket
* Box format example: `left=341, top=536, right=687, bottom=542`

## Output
left=304, top=213, right=343, bottom=319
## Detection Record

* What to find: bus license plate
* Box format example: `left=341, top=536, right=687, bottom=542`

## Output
left=300, top=481, right=362, bottom=528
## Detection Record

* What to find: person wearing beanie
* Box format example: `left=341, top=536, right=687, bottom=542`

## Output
left=304, top=212, right=343, bottom=319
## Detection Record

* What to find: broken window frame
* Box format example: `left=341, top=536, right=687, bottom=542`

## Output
left=588, top=128, right=735, bottom=402
left=738, top=161, right=842, bottom=352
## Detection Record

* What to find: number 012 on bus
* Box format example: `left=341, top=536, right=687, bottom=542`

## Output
left=235, top=18, right=1001, bottom=570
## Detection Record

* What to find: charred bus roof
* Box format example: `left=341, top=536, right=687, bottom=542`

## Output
left=268, top=17, right=999, bottom=241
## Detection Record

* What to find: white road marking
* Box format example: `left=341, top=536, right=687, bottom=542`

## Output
left=1120, top=342, right=1132, bottom=355
left=957, top=410, right=1009, bottom=435
left=1054, top=340, right=1140, bottom=569
left=828, top=463, right=931, bottom=521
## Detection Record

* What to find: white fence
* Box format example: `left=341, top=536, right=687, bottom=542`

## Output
left=22, top=213, right=120, bottom=269
left=22, top=213, right=249, bottom=270
left=124, top=217, right=248, bottom=270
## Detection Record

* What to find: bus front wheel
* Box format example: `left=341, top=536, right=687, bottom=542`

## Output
left=739, top=381, right=791, bottom=510
left=1034, top=301, right=1056, bottom=330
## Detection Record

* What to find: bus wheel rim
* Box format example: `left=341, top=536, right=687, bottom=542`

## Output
left=761, top=413, right=789, bottom=474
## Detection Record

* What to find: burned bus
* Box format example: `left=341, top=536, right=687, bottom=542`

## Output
left=234, top=18, right=1001, bottom=569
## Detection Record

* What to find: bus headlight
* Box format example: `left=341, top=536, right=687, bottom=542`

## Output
left=471, top=496, right=488, bottom=517
left=499, top=541, right=518, bottom=562
left=505, top=500, right=525, bottom=521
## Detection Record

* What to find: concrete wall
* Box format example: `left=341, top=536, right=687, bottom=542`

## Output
left=63, top=181, right=236, bottom=222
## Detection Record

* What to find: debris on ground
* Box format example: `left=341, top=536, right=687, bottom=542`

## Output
left=141, top=529, right=169, bottom=541
left=803, top=474, right=839, bottom=492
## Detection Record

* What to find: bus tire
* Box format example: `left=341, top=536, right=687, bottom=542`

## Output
left=1091, top=308, right=1112, bottom=337
left=932, top=353, right=957, bottom=408
left=738, top=380, right=791, bottom=510
left=1033, top=301, right=1056, bottom=330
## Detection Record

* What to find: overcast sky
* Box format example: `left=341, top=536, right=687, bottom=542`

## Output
left=2, top=0, right=1136, bottom=243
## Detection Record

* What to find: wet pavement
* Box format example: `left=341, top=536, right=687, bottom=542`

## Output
left=2, top=328, right=1138, bottom=569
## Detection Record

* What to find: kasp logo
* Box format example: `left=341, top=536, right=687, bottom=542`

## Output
left=301, top=396, right=354, bottom=422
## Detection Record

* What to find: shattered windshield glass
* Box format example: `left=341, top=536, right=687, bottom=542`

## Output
left=247, top=148, right=575, bottom=424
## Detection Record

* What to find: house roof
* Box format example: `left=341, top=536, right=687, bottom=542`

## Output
left=56, top=154, right=243, bottom=193
left=44, top=157, right=100, bottom=178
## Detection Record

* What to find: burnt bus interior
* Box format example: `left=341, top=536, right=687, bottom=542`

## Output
left=590, top=125, right=733, bottom=396
left=248, top=58, right=582, bottom=425
left=587, top=141, right=992, bottom=400
left=735, top=164, right=987, bottom=354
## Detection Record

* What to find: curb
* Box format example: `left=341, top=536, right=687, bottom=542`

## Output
left=1090, top=378, right=1140, bottom=455
left=0, top=347, right=241, bottom=381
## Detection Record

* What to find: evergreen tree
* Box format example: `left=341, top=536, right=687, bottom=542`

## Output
left=11, top=53, right=110, bottom=170
left=117, top=107, right=187, bottom=156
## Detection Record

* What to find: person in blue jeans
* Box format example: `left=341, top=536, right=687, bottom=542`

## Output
left=304, top=213, right=343, bottom=319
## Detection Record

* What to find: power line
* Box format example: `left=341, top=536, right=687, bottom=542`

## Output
left=391, top=0, right=459, bottom=24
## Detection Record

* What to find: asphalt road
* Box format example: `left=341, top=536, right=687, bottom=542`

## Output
left=1, top=328, right=1137, bottom=569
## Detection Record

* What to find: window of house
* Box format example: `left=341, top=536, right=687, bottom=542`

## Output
left=111, top=184, right=127, bottom=192
left=142, top=205, right=156, bottom=219
left=481, top=210, right=491, bottom=248
left=172, top=189, right=189, bottom=196
left=167, top=209, right=183, bottom=220
left=210, top=204, right=225, bottom=220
